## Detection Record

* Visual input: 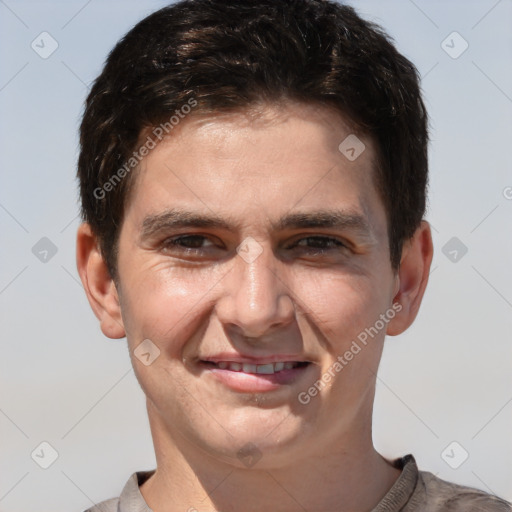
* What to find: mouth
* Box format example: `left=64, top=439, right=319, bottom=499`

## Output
left=198, top=358, right=312, bottom=393
left=201, top=360, right=309, bottom=374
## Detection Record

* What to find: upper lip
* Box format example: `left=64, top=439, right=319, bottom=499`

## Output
left=199, top=353, right=310, bottom=364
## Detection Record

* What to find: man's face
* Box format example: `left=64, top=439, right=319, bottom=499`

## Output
left=115, top=103, right=399, bottom=467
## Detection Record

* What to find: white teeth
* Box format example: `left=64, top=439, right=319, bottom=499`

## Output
left=255, top=363, right=274, bottom=374
left=212, top=361, right=302, bottom=374
left=274, top=362, right=285, bottom=372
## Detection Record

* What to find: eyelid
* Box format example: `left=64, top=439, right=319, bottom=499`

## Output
left=161, top=234, right=218, bottom=250
left=296, top=235, right=345, bottom=243
left=287, top=234, right=350, bottom=249
left=160, top=233, right=352, bottom=255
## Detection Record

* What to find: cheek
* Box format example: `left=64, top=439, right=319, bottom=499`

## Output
left=293, top=267, right=391, bottom=347
left=119, top=263, right=228, bottom=353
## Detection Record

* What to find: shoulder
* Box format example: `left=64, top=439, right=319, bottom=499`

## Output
left=82, top=496, right=119, bottom=512
left=81, top=469, right=154, bottom=512
left=415, top=470, right=512, bottom=511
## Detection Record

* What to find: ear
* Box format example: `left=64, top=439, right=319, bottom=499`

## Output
left=386, top=220, right=433, bottom=336
left=76, top=222, right=126, bottom=339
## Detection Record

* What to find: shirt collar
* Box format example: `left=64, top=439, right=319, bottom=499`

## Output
left=117, top=455, right=419, bottom=511
left=118, top=469, right=155, bottom=512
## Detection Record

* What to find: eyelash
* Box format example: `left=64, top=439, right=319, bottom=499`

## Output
left=292, top=236, right=346, bottom=251
left=162, top=234, right=347, bottom=255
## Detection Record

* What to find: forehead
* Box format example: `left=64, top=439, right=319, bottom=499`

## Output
left=124, top=103, right=386, bottom=239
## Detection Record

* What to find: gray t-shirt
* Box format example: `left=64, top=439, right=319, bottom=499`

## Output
left=84, top=454, right=511, bottom=511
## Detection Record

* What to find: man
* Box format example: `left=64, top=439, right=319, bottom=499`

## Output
left=76, top=0, right=511, bottom=510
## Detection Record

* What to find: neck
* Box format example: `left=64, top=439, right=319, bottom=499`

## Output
left=140, top=401, right=401, bottom=512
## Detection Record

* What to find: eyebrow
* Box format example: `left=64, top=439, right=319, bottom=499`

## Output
left=140, top=208, right=374, bottom=241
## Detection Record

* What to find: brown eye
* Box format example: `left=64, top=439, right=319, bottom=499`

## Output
left=162, top=235, right=216, bottom=252
left=291, top=236, right=346, bottom=252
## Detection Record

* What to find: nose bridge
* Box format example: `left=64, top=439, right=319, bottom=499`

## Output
left=241, top=248, right=275, bottom=311
left=218, top=239, right=294, bottom=337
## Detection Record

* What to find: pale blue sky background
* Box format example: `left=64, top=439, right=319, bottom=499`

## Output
left=1, top=1, right=511, bottom=510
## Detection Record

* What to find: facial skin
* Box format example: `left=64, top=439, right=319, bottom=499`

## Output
left=77, top=102, right=433, bottom=511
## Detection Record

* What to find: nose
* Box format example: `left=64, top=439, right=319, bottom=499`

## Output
left=214, top=241, right=296, bottom=339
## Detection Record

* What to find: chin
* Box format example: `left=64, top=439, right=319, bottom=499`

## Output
left=183, top=405, right=313, bottom=469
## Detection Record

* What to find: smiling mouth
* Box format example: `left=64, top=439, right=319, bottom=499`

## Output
left=201, top=360, right=310, bottom=375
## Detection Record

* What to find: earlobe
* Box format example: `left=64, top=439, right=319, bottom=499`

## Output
left=386, top=220, right=433, bottom=336
left=76, top=222, right=126, bottom=339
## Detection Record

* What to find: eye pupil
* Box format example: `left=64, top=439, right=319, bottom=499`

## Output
left=179, top=235, right=204, bottom=248
left=162, top=234, right=346, bottom=259
left=298, top=236, right=340, bottom=249
left=164, top=235, right=210, bottom=251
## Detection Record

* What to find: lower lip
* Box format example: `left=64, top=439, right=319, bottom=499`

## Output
left=202, top=364, right=311, bottom=393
